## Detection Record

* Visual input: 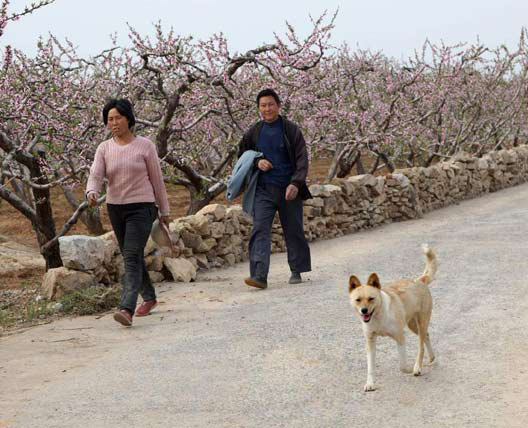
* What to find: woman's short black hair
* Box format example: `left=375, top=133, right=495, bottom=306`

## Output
left=102, top=98, right=136, bottom=128
left=256, top=88, right=281, bottom=106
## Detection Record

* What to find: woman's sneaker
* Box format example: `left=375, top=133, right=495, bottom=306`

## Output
left=113, top=309, right=133, bottom=326
left=135, top=300, right=158, bottom=317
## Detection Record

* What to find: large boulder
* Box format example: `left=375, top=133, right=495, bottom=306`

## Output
left=226, top=205, right=252, bottom=225
left=145, top=250, right=165, bottom=272
left=42, top=267, right=97, bottom=300
left=59, top=236, right=105, bottom=271
left=196, top=204, right=226, bottom=221
left=347, top=174, right=378, bottom=187
left=185, top=214, right=210, bottom=236
left=209, top=222, right=226, bottom=239
left=163, top=257, right=197, bottom=282
left=148, top=271, right=165, bottom=283
left=99, top=232, right=120, bottom=266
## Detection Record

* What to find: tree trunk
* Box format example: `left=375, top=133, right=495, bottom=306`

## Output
left=186, top=182, right=227, bottom=215
left=375, top=152, right=395, bottom=173
left=369, top=155, right=381, bottom=174
left=187, top=195, right=212, bottom=216
left=355, top=153, right=366, bottom=175
left=31, top=156, right=63, bottom=269
left=325, top=142, right=346, bottom=182
left=34, top=222, right=63, bottom=270
left=337, top=150, right=361, bottom=178
left=11, top=175, right=35, bottom=210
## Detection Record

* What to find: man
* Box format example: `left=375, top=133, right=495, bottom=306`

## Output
left=238, top=88, right=312, bottom=289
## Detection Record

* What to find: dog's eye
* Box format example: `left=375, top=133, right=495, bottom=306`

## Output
left=355, top=298, right=361, bottom=302
left=368, top=297, right=374, bottom=302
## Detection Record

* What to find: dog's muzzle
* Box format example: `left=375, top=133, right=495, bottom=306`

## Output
left=360, top=308, right=373, bottom=323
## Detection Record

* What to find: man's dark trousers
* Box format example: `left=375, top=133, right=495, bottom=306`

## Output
left=249, top=183, right=311, bottom=281
left=107, top=202, right=157, bottom=313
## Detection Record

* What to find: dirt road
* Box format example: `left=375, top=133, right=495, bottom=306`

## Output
left=2, top=183, right=528, bottom=428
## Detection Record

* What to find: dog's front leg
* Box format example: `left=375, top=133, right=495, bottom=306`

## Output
left=364, top=335, right=377, bottom=391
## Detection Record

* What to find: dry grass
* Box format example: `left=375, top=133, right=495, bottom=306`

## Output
left=0, top=157, right=356, bottom=333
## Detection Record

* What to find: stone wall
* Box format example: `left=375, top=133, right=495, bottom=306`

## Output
left=43, top=146, right=528, bottom=298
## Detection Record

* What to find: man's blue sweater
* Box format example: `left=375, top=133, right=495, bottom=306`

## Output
left=256, top=118, right=293, bottom=188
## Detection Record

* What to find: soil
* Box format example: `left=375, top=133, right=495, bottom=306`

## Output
left=2, top=183, right=528, bottom=427
left=0, top=158, right=336, bottom=293
left=0, top=158, right=339, bottom=330
left=0, top=158, right=334, bottom=251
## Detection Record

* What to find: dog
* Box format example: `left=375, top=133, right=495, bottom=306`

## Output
left=348, top=244, right=437, bottom=391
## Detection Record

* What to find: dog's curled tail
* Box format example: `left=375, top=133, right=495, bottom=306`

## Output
left=418, top=244, right=437, bottom=286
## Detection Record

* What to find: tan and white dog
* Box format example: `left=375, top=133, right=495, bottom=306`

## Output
left=348, top=245, right=437, bottom=391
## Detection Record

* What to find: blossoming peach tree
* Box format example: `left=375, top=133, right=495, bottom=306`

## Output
left=2, top=1, right=528, bottom=271
left=300, top=34, right=528, bottom=180
left=0, top=3, right=336, bottom=269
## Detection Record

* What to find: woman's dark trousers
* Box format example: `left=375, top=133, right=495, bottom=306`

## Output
left=107, top=202, right=157, bottom=314
left=249, top=183, right=311, bottom=281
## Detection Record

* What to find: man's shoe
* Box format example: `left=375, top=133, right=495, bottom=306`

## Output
left=113, top=309, right=133, bottom=326
left=135, top=300, right=157, bottom=317
left=289, top=272, right=302, bottom=284
left=244, top=277, right=268, bottom=289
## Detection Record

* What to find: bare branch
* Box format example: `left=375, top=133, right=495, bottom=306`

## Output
left=41, top=195, right=106, bottom=252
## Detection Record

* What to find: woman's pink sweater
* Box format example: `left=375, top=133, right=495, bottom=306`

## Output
left=86, top=136, right=170, bottom=215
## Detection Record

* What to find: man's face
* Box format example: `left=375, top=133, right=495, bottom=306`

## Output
left=258, top=95, right=280, bottom=123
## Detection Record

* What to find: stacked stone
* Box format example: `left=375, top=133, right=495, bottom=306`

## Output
left=487, top=148, right=528, bottom=191
left=43, top=234, right=116, bottom=300
left=170, top=204, right=251, bottom=270
left=42, top=146, right=528, bottom=299
left=400, top=148, right=528, bottom=214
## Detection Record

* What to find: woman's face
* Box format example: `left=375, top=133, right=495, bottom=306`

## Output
left=107, top=108, right=130, bottom=137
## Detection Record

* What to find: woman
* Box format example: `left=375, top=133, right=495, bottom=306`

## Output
left=86, top=98, right=170, bottom=326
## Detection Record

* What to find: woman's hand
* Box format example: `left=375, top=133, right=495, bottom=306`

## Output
left=160, top=215, right=171, bottom=227
left=87, top=192, right=98, bottom=207
left=257, top=159, right=273, bottom=172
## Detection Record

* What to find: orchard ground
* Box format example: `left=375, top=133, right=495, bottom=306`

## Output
left=0, top=158, right=339, bottom=331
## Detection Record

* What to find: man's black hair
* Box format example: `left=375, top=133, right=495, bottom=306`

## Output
left=256, top=88, right=281, bottom=106
left=102, top=98, right=136, bottom=128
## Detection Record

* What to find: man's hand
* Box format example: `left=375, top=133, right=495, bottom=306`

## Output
left=87, top=192, right=98, bottom=207
left=285, top=184, right=298, bottom=201
left=257, top=159, right=273, bottom=172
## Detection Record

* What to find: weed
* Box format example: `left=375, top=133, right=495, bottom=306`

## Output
left=0, top=284, right=121, bottom=333
left=24, top=300, right=53, bottom=322
left=58, top=285, right=120, bottom=316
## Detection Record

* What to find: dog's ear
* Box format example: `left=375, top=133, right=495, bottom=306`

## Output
left=367, top=273, right=381, bottom=288
left=348, top=275, right=362, bottom=292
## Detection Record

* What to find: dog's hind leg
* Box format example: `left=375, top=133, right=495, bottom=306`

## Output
left=408, top=318, right=435, bottom=363
left=413, top=316, right=429, bottom=376
left=396, top=335, right=412, bottom=374
left=407, top=318, right=418, bottom=335
left=418, top=310, right=435, bottom=364
left=424, top=332, right=435, bottom=364
left=364, top=335, right=377, bottom=391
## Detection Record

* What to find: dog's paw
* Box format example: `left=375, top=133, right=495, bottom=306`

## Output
left=413, top=365, right=422, bottom=376
left=364, top=383, right=377, bottom=392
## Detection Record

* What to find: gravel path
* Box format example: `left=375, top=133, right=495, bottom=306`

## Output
left=2, top=183, right=528, bottom=428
